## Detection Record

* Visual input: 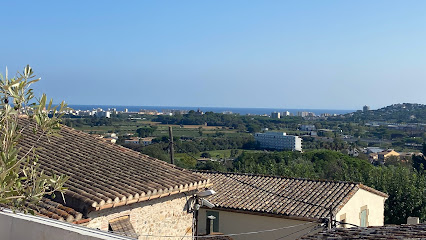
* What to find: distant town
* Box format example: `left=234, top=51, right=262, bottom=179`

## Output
left=59, top=103, right=425, bottom=160
left=63, top=106, right=343, bottom=118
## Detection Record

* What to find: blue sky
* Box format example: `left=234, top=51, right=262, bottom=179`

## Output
left=1, top=1, right=425, bottom=110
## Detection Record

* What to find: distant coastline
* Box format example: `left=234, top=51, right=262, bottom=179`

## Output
left=67, top=104, right=355, bottom=116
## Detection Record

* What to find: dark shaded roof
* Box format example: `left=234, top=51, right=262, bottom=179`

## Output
left=17, top=118, right=209, bottom=213
left=299, top=224, right=426, bottom=239
left=108, top=215, right=138, bottom=238
left=196, top=172, right=387, bottom=220
left=28, top=198, right=83, bottom=223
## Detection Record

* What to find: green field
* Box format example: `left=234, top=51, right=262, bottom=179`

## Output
left=71, top=119, right=246, bottom=139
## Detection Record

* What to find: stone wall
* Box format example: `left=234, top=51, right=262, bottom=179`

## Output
left=87, top=193, right=194, bottom=240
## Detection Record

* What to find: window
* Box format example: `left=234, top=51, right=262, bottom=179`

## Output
left=206, top=210, right=219, bottom=232
left=360, top=206, right=369, bottom=227
left=340, top=213, right=347, bottom=228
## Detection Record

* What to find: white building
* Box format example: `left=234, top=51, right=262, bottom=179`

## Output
left=254, top=132, right=302, bottom=151
left=124, top=137, right=140, bottom=145
left=282, top=111, right=291, bottom=117
left=270, top=112, right=280, bottom=119
left=300, top=124, right=316, bottom=131
left=297, top=111, right=315, bottom=117
left=140, top=137, right=154, bottom=146
left=95, top=109, right=111, bottom=118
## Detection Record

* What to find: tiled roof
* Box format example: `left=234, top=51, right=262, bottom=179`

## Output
left=299, top=224, right=426, bottom=239
left=29, top=198, right=83, bottom=223
left=108, top=215, right=138, bottom=238
left=17, top=118, right=209, bottom=214
left=196, top=172, right=387, bottom=220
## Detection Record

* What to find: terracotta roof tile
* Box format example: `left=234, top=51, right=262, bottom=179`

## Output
left=28, top=198, right=83, bottom=223
left=17, top=119, right=209, bottom=213
left=196, top=172, right=386, bottom=220
left=108, top=215, right=138, bottom=238
left=300, top=224, right=426, bottom=239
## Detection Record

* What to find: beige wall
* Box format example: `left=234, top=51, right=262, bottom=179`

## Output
left=336, top=188, right=386, bottom=227
left=87, top=193, right=193, bottom=240
left=198, top=209, right=320, bottom=240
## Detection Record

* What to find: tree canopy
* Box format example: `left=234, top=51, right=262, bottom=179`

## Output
left=0, top=65, right=68, bottom=213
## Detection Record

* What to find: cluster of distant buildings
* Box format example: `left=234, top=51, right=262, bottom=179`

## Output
left=65, top=108, right=188, bottom=118
left=365, top=121, right=425, bottom=131
left=65, top=108, right=117, bottom=118
left=96, top=133, right=155, bottom=146
left=64, top=108, right=211, bottom=118
left=364, top=147, right=423, bottom=164
left=123, top=137, right=155, bottom=146
left=270, top=111, right=337, bottom=119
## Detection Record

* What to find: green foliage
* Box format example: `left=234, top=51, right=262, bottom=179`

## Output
left=196, top=160, right=227, bottom=172
left=0, top=65, right=68, bottom=212
left=136, top=126, right=157, bottom=137
left=62, top=117, right=112, bottom=127
left=335, top=103, right=426, bottom=123
left=175, top=155, right=197, bottom=169
left=154, top=112, right=303, bottom=131
left=365, top=166, right=426, bottom=224
left=412, top=152, right=426, bottom=172
left=136, top=143, right=169, bottom=162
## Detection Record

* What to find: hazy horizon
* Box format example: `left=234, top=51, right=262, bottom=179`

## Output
left=68, top=103, right=358, bottom=111
left=2, top=1, right=425, bottom=109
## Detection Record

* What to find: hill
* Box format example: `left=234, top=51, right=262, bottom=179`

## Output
left=335, top=103, right=426, bottom=123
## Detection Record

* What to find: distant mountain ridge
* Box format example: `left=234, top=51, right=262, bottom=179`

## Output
left=337, top=103, right=426, bottom=123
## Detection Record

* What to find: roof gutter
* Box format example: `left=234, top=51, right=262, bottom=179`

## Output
left=93, top=182, right=213, bottom=211
left=203, top=206, right=321, bottom=223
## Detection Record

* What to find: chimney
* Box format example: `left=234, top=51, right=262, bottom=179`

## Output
left=407, top=217, right=419, bottom=225
left=206, top=215, right=216, bottom=235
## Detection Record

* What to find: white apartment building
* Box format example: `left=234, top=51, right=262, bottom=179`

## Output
left=282, top=111, right=291, bottom=117
left=95, top=109, right=111, bottom=118
left=271, top=112, right=281, bottom=119
left=254, top=132, right=302, bottom=151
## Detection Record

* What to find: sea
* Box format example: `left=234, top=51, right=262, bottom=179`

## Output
left=68, top=105, right=355, bottom=116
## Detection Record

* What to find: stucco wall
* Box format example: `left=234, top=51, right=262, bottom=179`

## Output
left=87, top=193, right=193, bottom=240
left=336, top=188, right=386, bottom=227
left=198, top=209, right=320, bottom=240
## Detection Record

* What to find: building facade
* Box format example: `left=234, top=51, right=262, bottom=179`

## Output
left=196, top=172, right=388, bottom=240
left=271, top=112, right=280, bottom=119
left=282, top=111, right=291, bottom=117
left=300, top=125, right=316, bottom=132
left=254, top=132, right=302, bottom=151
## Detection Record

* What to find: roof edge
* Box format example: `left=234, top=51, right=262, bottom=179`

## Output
left=194, top=170, right=363, bottom=185
left=359, top=184, right=389, bottom=198
left=93, top=182, right=213, bottom=211
left=205, top=206, right=321, bottom=222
